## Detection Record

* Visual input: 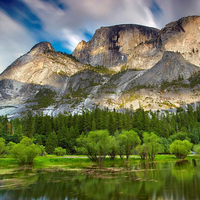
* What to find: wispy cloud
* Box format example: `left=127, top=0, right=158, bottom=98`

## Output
left=0, top=9, right=36, bottom=73
left=0, top=0, right=200, bottom=73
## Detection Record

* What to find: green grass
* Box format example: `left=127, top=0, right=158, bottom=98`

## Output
left=1, top=154, right=200, bottom=170
left=33, top=156, right=93, bottom=169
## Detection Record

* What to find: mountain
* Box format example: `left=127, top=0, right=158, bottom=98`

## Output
left=1, top=16, right=200, bottom=117
left=0, top=41, right=84, bottom=88
left=72, top=24, right=159, bottom=70
left=73, top=16, right=200, bottom=71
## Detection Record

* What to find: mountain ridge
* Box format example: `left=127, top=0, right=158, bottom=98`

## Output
left=0, top=15, right=200, bottom=117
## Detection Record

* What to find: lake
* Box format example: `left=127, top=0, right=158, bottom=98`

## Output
left=0, top=159, right=200, bottom=200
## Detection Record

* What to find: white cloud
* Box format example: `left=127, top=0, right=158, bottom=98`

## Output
left=155, top=0, right=200, bottom=28
left=21, top=0, right=158, bottom=51
left=1, top=0, right=200, bottom=73
left=0, top=9, right=36, bottom=73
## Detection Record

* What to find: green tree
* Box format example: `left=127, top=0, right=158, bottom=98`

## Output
left=143, top=132, right=162, bottom=161
left=22, top=111, right=34, bottom=138
left=12, top=118, right=23, bottom=143
left=108, top=132, right=119, bottom=160
left=136, top=144, right=148, bottom=160
left=170, top=140, right=193, bottom=159
left=189, top=128, right=199, bottom=144
left=193, top=144, right=200, bottom=154
left=118, top=130, right=141, bottom=160
left=37, top=144, right=46, bottom=156
left=5, top=141, right=16, bottom=155
left=75, top=130, right=111, bottom=163
left=160, top=137, right=170, bottom=154
left=169, top=131, right=190, bottom=143
left=0, top=137, right=6, bottom=157
left=45, top=131, right=58, bottom=154
left=11, top=137, right=40, bottom=165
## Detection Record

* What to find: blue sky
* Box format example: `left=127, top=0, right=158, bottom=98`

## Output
left=0, top=0, right=200, bottom=73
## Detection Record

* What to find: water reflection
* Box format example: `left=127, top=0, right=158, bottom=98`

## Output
left=0, top=160, right=200, bottom=200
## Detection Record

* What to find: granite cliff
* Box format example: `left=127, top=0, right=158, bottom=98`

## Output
left=73, top=16, right=200, bottom=71
left=72, top=24, right=159, bottom=69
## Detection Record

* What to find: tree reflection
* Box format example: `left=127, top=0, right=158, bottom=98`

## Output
left=1, top=161, right=200, bottom=200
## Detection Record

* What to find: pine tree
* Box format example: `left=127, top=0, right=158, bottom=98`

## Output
left=46, top=131, right=58, bottom=154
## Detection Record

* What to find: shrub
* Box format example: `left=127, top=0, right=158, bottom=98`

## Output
left=54, top=147, right=66, bottom=156
left=170, top=140, right=193, bottom=159
left=11, top=137, right=40, bottom=165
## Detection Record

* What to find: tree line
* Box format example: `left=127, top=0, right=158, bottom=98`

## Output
left=0, top=105, right=200, bottom=163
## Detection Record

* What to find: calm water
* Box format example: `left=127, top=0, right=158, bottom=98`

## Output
left=0, top=160, right=200, bottom=200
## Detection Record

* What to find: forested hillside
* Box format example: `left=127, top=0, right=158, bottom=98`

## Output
left=0, top=105, right=200, bottom=155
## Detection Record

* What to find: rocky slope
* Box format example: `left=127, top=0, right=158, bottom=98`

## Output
left=0, top=42, right=84, bottom=89
left=0, top=16, right=200, bottom=117
left=72, top=24, right=159, bottom=69
left=73, top=16, right=200, bottom=71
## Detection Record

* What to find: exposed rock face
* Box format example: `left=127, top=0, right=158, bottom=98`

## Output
left=73, top=16, right=200, bottom=71
left=126, top=51, right=200, bottom=89
left=0, top=42, right=84, bottom=89
left=29, top=41, right=55, bottom=54
left=72, top=24, right=159, bottom=68
left=127, top=15, right=200, bottom=69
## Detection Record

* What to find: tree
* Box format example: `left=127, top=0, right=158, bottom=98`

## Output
left=170, top=140, right=193, bottom=159
left=0, top=137, right=5, bottom=157
left=45, top=131, right=58, bottom=154
left=118, top=130, right=141, bottom=160
left=37, top=144, right=46, bottom=156
left=5, top=141, right=16, bottom=155
left=136, top=144, right=148, bottom=160
left=108, top=132, right=119, bottom=160
left=193, top=144, right=200, bottom=154
left=189, top=128, right=200, bottom=144
left=160, top=137, right=170, bottom=154
left=22, top=111, right=34, bottom=138
left=169, top=131, right=190, bottom=143
left=75, top=130, right=111, bottom=163
left=11, top=137, right=40, bottom=165
left=143, top=132, right=162, bottom=161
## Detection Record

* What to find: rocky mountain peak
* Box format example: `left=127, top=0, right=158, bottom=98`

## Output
left=72, top=24, right=159, bottom=68
left=29, top=41, right=55, bottom=55
left=158, top=15, right=200, bottom=45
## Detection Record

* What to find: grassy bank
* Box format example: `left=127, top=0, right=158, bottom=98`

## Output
left=0, top=154, right=200, bottom=171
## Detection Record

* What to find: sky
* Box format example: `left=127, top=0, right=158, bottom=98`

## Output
left=0, top=0, right=200, bottom=73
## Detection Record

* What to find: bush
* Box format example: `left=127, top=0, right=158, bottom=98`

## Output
left=54, top=147, right=66, bottom=156
left=170, top=140, right=193, bottom=159
left=11, top=137, right=40, bottom=165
